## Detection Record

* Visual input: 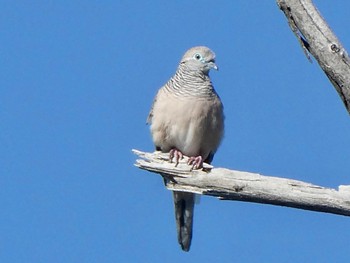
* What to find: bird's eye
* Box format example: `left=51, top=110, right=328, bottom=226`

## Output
left=194, top=53, right=202, bottom=60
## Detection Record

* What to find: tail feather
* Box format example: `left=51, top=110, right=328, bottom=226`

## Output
left=173, top=191, right=195, bottom=252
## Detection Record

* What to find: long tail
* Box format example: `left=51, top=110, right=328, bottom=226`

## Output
left=173, top=191, right=195, bottom=252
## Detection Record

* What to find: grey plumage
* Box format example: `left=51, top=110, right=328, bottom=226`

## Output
left=147, top=46, right=224, bottom=251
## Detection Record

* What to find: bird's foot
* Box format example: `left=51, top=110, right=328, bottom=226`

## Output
left=188, top=156, right=203, bottom=170
left=169, top=148, right=184, bottom=167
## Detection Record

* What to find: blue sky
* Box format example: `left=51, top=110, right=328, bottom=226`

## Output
left=1, top=1, right=350, bottom=262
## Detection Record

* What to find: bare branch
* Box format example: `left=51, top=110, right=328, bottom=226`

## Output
left=277, top=0, right=350, bottom=114
left=133, top=149, right=350, bottom=217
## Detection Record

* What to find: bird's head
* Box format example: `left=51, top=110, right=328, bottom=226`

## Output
left=180, top=46, right=218, bottom=75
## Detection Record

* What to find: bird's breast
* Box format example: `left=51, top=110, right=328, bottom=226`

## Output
left=150, top=90, right=224, bottom=159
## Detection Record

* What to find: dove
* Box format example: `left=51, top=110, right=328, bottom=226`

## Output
left=147, top=46, right=224, bottom=251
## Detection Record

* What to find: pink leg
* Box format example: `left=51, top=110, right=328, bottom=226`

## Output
left=169, top=148, right=184, bottom=167
left=188, top=156, right=203, bottom=170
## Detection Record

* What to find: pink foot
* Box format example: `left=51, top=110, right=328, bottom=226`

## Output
left=169, top=148, right=183, bottom=167
left=188, top=156, right=203, bottom=170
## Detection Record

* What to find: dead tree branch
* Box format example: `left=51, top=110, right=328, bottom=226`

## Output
left=277, top=0, right=350, bottom=114
left=133, top=149, right=350, bottom=217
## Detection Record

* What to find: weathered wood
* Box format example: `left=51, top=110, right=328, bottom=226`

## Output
left=277, top=0, right=350, bottom=114
left=133, top=149, right=350, bottom=217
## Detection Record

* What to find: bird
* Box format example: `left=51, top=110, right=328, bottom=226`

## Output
left=147, top=46, right=224, bottom=252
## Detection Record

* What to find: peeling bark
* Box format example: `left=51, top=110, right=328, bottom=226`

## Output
left=277, top=0, right=350, bottom=114
left=134, top=150, right=350, bottom=217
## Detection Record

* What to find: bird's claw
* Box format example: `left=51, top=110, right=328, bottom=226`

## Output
left=170, top=149, right=204, bottom=170
left=188, top=156, right=203, bottom=170
left=169, top=148, right=184, bottom=167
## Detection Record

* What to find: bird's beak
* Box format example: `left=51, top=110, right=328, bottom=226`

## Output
left=208, top=61, right=218, bottom=71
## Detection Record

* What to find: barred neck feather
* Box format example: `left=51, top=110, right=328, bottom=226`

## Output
left=163, top=63, right=217, bottom=99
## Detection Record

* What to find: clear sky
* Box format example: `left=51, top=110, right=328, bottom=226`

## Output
left=2, top=1, right=350, bottom=262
